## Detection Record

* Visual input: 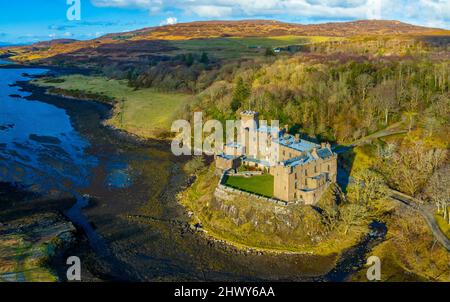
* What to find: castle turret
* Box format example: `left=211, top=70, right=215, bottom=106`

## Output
left=240, top=111, right=259, bottom=157
left=240, top=111, right=259, bottom=129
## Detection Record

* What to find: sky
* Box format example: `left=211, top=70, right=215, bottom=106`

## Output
left=0, top=0, right=448, bottom=44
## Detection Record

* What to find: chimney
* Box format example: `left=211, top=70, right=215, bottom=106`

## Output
left=312, top=148, right=318, bottom=158
left=284, top=125, right=289, bottom=132
left=295, top=134, right=300, bottom=142
left=321, top=142, right=326, bottom=148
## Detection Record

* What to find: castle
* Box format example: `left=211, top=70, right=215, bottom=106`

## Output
left=215, top=111, right=337, bottom=205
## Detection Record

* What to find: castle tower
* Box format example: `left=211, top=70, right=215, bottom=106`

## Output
left=240, top=111, right=259, bottom=158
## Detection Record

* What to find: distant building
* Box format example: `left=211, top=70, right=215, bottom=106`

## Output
left=215, top=111, right=337, bottom=205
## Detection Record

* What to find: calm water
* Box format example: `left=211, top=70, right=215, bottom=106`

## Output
left=0, top=68, right=96, bottom=187
left=0, top=66, right=382, bottom=282
left=0, top=67, right=119, bottom=255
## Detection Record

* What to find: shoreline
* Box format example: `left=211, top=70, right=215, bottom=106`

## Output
left=176, top=168, right=384, bottom=272
left=16, top=68, right=336, bottom=257
left=177, top=172, right=387, bottom=282
left=1, top=66, right=151, bottom=281
left=1, top=63, right=386, bottom=282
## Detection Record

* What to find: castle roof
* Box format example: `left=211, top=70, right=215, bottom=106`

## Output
left=274, top=135, right=320, bottom=153
left=317, top=148, right=334, bottom=159
left=283, top=153, right=314, bottom=167
left=278, top=135, right=335, bottom=167
left=257, top=125, right=284, bottom=135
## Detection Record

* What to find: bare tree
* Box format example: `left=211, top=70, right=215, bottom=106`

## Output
left=384, top=142, right=447, bottom=196
left=425, top=165, right=450, bottom=224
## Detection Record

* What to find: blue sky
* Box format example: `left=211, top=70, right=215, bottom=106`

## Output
left=0, top=0, right=448, bottom=44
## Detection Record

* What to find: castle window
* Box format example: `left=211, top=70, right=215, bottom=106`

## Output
left=328, top=165, right=330, bottom=172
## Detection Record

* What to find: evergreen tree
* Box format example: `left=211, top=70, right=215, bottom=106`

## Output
left=231, top=77, right=250, bottom=112
left=265, top=47, right=275, bottom=57
left=200, top=52, right=209, bottom=64
left=185, top=53, right=194, bottom=66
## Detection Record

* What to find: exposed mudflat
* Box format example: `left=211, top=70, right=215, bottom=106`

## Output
left=0, top=65, right=386, bottom=282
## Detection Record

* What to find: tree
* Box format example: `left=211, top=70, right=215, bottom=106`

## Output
left=404, top=111, right=418, bottom=133
left=356, top=73, right=373, bottom=103
left=231, top=77, right=250, bottom=112
left=381, top=142, right=447, bottom=196
left=200, top=52, right=209, bottom=64
left=339, top=204, right=368, bottom=235
left=185, top=53, right=194, bottom=67
left=347, top=169, right=389, bottom=206
left=265, top=47, right=275, bottom=57
left=371, top=80, right=397, bottom=125
left=425, top=165, right=450, bottom=224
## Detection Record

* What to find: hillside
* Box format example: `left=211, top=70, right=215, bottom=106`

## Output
left=1, top=20, right=448, bottom=64
left=124, top=19, right=449, bottom=40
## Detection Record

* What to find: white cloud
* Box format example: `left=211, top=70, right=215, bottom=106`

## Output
left=160, top=17, right=178, bottom=25
left=189, top=5, right=233, bottom=18
left=90, top=0, right=449, bottom=28
left=91, top=0, right=372, bottom=18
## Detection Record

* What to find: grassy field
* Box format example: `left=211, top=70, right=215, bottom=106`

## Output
left=224, top=174, right=274, bottom=198
left=171, top=36, right=340, bottom=59
left=35, top=75, right=192, bottom=138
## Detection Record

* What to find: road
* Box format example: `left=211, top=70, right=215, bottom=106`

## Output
left=390, top=190, right=450, bottom=252
left=333, top=117, right=408, bottom=154
left=331, top=120, right=449, bottom=252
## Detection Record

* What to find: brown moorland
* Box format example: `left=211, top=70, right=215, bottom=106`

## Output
left=1, top=20, right=448, bottom=63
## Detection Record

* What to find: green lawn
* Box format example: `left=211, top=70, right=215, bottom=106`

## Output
left=35, top=75, right=191, bottom=138
left=171, top=36, right=341, bottom=59
left=224, top=174, right=274, bottom=198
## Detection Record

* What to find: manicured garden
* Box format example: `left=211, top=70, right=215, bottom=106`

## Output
left=224, top=174, right=274, bottom=198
